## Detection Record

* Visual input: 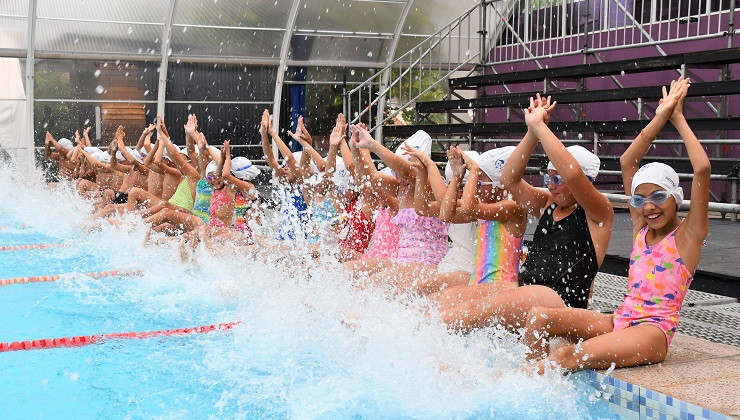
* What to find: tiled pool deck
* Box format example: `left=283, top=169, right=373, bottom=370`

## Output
left=590, top=273, right=740, bottom=419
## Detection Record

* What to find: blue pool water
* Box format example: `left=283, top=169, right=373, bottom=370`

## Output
left=0, top=169, right=622, bottom=419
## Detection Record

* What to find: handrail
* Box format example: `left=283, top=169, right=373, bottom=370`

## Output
left=346, top=2, right=492, bottom=132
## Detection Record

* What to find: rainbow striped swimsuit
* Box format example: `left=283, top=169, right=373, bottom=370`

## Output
left=469, top=220, right=523, bottom=285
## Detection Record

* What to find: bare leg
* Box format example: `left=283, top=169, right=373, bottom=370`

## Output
left=522, top=307, right=614, bottom=360
left=437, top=284, right=566, bottom=332
left=401, top=270, right=471, bottom=297
left=343, top=257, right=395, bottom=280
left=148, top=209, right=205, bottom=234
left=539, top=324, right=667, bottom=374
left=337, top=245, right=363, bottom=263
left=126, top=187, right=160, bottom=214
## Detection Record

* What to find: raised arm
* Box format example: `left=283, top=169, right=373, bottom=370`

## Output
left=621, top=78, right=689, bottom=231
left=47, top=132, right=70, bottom=159
left=351, top=125, right=415, bottom=182
left=671, top=82, right=710, bottom=255
left=115, top=126, right=149, bottom=174
left=183, top=114, right=199, bottom=164
left=44, top=132, right=59, bottom=160
left=136, top=124, right=155, bottom=154
left=78, top=147, right=110, bottom=171
left=400, top=142, right=439, bottom=217
left=161, top=128, right=198, bottom=180
left=288, top=116, right=326, bottom=173
left=501, top=130, right=550, bottom=217
left=82, top=126, right=92, bottom=147
left=438, top=147, right=473, bottom=223
left=526, top=95, right=612, bottom=225
left=222, top=140, right=256, bottom=195
left=458, top=149, right=523, bottom=224
left=144, top=137, right=164, bottom=174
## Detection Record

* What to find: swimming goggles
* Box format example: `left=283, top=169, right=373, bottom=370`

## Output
left=543, top=174, right=564, bottom=186
left=458, top=180, right=495, bottom=190
left=629, top=190, right=671, bottom=208
left=206, top=174, right=218, bottom=181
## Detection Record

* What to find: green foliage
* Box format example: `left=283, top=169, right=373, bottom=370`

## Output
left=388, top=68, right=448, bottom=125
left=33, top=71, right=75, bottom=147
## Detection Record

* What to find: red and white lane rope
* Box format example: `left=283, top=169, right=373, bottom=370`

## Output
left=0, top=243, right=68, bottom=251
left=0, top=322, right=242, bottom=353
left=0, top=269, right=144, bottom=287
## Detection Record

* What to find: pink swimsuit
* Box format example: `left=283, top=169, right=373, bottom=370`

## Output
left=391, top=207, right=449, bottom=266
left=209, top=188, right=233, bottom=228
left=612, top=222, right=693, bottom=348
left=362, top=207, right=400, bottom=259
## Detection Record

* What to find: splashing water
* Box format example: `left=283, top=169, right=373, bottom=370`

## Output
left=0, top=163, right=617, bottom=419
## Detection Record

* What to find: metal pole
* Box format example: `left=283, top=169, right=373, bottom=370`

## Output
left=24, top=0, right=38, bottom=168
left=732, top=177, right=738, bottom=222
left=157, top=0, right=177, bottom=120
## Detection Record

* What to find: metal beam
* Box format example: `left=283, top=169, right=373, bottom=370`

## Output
left=24, top=0, right=37, bottom=168
left=271, top=0, right=302, bottom=135
left=157, top=0, right=178, bottom=119
left=374, top=0, right=415, bottom=141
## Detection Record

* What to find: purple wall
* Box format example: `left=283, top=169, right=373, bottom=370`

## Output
left=478, top=25, right=740, bottom=200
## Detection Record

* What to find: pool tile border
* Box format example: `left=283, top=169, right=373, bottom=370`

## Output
left=588, top=371, right=731, bottom=420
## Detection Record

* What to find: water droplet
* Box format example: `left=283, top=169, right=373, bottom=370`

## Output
left=578, top=133, right=583, bottom=139
left=622, top=117, right=627, bottom=122
left=43, top=122, right=48, bottom=128
left=620, top=70, right=625, bottom=76
left=69, top=372, right=79, bottom=381
left=73, top=37, right=79, bottom=44
left=350, top=69, right=355, bottom=76
left=95, top=85, right=104, bottom=94
left=189, top=71, right=194, bottom=80
left=182, top=27, right=188, bottom=33
left=127, top=27, right=133, bottom=35
left=367, top=51, right=373, bottom=57
left=84, top=119, right=90, bottom=125
left=144, top=90, right=150, bottom=96
left=94, top=70, right=101, bottom=77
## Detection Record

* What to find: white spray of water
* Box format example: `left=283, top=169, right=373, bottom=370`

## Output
left=0, top=162, right=602, bottom=419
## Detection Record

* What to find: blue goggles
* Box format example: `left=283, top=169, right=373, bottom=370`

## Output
left=544, top=174, right=594, bottom=186
left=629, top=190, right=671, bottom=208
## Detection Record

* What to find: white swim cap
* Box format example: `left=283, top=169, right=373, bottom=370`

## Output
left=631, top=162, right=683, bottom=207
left=179, top=147, right=194, bottom=159
left=58, top=138, right=74, bottom=150
left=97, top=151, right=112, bottom=163
left=471, top=146, right=515, bottom=188
left=206, top=160, right=218, bottom=175
left=547, top=145, right=601, bottom=181
left=162, top=147, right=171, bottom=161
left=90, top=151, right=104, bottom=162
left=84, top=146, right=102, bottom=155
left=395, top=130, right=432, bottom=160
left=129, top=149, right=143, bottom=163
left=333, top=159, right=355, bottom=191
left=115, top=150, right=125, bottom=162
left=445, top=150, right=479, bottom=182
left=231, top=156, right=260, bottom=181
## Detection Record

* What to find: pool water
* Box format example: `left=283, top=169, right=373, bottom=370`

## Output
left=0, top=166, right=622, bottom=419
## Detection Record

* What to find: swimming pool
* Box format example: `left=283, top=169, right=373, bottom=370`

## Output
left=0, top=166, right=622, bottom=419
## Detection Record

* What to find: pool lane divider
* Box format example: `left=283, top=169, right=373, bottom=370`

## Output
left=0, top=269, right=144, bottom=287
left=0, top=243, right=68, bottom=251
left=0, top=321, right=241, bottom=353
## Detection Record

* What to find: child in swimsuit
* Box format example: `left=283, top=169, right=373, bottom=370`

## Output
left=428, top=146, right=527, bottom=309
left=349, top=125, right=450, bottom=289
left=437, top=94, right=614, bottom=333
left=522, top=77, right=710, bottom=374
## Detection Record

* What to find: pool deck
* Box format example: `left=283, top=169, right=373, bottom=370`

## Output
left=605, top=333, right=740, bottom=418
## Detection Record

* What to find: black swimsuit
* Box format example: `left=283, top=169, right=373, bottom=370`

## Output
left=518, top=204, right=598, bottom=309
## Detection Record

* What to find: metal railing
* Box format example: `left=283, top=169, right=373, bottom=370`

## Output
left=491, top=0, right=739, bottom=64
left=345, top=1, right=517, bottom=138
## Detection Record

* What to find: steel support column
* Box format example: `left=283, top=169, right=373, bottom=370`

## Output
left=157, top=0, right=178, bottom=120
left=271, top=0, right=302, bottom=135
left=24, top=0, right=38, bottom=168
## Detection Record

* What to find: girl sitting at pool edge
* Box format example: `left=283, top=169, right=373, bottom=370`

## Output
left=523, top=77, right=709, bottom=374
